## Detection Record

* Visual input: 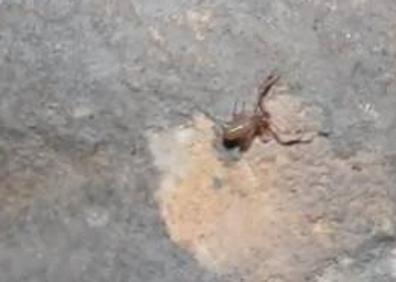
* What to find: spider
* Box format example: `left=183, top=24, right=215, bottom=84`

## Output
left=222, top=72, right=299, bottom=152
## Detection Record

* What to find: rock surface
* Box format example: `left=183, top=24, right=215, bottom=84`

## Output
left=151, top=93, right=394, bottom=281
left=1, top=1, right=396, bottom=282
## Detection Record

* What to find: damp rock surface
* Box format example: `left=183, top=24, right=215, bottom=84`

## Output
left=1, top=1, right=396, bottom=282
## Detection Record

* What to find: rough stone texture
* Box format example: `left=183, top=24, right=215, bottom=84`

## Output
left=0, top=0, right=395, bottom=282
left=150, top=93, right=394, bottom=282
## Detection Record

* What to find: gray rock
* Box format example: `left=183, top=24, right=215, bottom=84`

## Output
left=0, top=0, right=395, bottom=281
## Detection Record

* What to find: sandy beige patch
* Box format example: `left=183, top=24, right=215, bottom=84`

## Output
left=149, top=94, right=394, bottom=282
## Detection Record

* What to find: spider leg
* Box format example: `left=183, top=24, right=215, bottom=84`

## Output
left=257, top=121, right=294, bottom=145
left=232, top=99, right=239, bottom=117
left=256, top=72, right=280, bottom=115
left=241, top=101, right=246, bottom=114
left=268, top=126, right=286, bottom=144
left=268, top=124, right=308, bottom=146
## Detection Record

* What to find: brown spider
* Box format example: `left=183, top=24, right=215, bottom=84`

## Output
left=222, top=72, right=299, bottom=152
